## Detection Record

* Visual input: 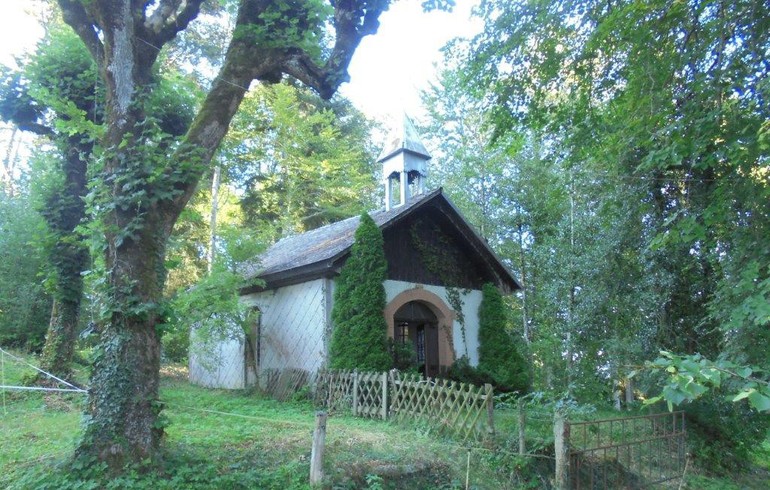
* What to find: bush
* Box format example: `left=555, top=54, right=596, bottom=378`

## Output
left=446, top=356, right=493, bottom=387
left=388, top=338, right=418, bottom=372
left=477, top=283, right=531, bottom=394
left=328, top=213, right=391, bottom=371
left=685, top=391, right=770, bottom=475
left=162, top=326, right=190, bottom=363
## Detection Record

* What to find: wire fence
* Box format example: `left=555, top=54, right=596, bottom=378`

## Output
left=1, top=350, right=689, bottom=489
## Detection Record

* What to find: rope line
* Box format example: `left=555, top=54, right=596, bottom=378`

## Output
left=0, top=385, right=88, bottom=393
left=0, top=348, right=87, bottom=393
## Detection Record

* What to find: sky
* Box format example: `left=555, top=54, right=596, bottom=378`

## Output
left=0, top=1, right=481, bottom=177
left=0, top=1, right=481, bottom=121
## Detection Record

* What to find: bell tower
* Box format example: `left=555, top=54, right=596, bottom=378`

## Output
left=379, top=115, right=431, bottom=211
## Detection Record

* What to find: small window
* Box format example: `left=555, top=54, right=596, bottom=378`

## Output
left=396, top=321, right=409, bottom=345
left=415, top=326, right=425, bottom=363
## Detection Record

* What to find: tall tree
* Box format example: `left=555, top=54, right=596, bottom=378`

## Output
left=455, top=0, right=770, bottom=468
left=55, top=0, right=391, bottom=465
left=463, top=0, right=769, bottom=405
left=328, top=213, right=391, bottom=371
left=223, top=81, right=378, bottom=240
left=0, top=27, right=100, bottom=381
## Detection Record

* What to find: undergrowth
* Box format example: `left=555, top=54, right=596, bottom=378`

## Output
left=1, top=349, right=768, bottom=489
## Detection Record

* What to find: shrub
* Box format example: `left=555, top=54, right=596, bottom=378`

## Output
left=477, top=283, right=531, bottom=394
left=328, top=213, right=391, bottom=371
left=388, top=338, right=418, bottom=372
left=685, top=391, right=770, bottom=475
left=447, top=355, right=493, bottom=387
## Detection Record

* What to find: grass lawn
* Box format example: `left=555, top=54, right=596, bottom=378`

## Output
left=1, top=350, right=768, bottom=489
left=0, top=353, right=516, bottom=489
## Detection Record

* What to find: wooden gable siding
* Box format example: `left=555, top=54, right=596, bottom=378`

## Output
left=382, top=204, right=495, bottom=290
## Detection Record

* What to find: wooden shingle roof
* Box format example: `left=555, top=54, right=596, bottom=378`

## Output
left=241, top=188, right=520, bottom=293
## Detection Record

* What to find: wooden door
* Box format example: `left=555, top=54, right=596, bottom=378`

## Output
left=424, top=323, right=440, bottom=378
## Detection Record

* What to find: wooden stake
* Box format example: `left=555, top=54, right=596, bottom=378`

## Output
left=381, top=371, right=388, bottom=420
left=310, top=411, right=327, bottom=485
left=352, top=370, right=359, bottom=416
left=485, top=383, right=495, bottom=436
left=465, top=449, right=471, bottom=490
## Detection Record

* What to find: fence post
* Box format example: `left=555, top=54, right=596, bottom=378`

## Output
left=381, top=371, right=388, bottom=420
left=484, top=383, right=495, bottom=436
left=554, top=409, right=569, bottom=490
left=352, top=370, right=359, bottom=416
left=310, top=411, right=327, bottom=486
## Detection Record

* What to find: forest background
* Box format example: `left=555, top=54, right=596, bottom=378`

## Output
left=0, top=0, right=768, bottom=478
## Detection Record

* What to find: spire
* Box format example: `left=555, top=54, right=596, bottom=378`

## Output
left=379, top=114, right=431, bottom=211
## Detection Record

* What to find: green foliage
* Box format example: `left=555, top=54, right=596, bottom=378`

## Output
left=640, top=351, right=770, bottom=413
left=0, top=26, right=103, bottom=137
left=171, top=269, right=259, bottom=365
left=0, top=192, right=51, bottom=349
left=222, top=82, right=378, bottom=241
left=328, top=213, right=391, bottom=371
left=684, top=392, right=770, bottom=476
left=234, top=0, right=332, bottom=62
left=477, top=283, right=530, bottom=394
left=430, top=0, right=769, bottom=450
left=387, top=338, right=418, bottom=373
left=446, top=355, right=492, bottom=388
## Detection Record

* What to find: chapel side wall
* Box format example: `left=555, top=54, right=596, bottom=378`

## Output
left=384, top=280, right=483, bottom=366
left=189, top=323, right=246, bottom=389
left=241, top=279, right=327, bottom=380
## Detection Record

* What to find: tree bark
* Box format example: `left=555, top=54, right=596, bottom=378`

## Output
left=57, top=0, right=390, bottom=467
left=78, top=220, right=168, bottom=464
left=208, top=165, right=222, bottom=272
left=38, top=137, right=90, bottom=383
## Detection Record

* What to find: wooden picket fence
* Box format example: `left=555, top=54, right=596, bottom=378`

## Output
left=316, top=369, right=495, bottom=441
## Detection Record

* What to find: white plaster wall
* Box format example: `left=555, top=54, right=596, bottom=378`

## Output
left=241, top=279, right=328, bottom=375
left=383, top=280, right=483, bottom=366
left=189, top=323, right=246, bottom=389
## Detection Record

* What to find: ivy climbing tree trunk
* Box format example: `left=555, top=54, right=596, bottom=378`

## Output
left=38, top=136, right=90, bottom=383
left=58, top=0, right=390, bottom=466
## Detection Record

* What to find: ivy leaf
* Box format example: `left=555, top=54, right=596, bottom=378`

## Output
left=662, top=385, right=687, bottom=406
left=732, top=389, right=754, bottom=402
left=747, top=391, right=770, bottom=412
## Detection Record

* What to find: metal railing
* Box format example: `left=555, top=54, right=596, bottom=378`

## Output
left=568, top=411, right=686, bottom=489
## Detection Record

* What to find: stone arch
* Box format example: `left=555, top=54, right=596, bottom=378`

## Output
left=384, top=287, right=456, bottom=372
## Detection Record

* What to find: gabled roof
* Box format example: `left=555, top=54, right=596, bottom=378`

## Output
left=241, top=188, right=521, bottom=293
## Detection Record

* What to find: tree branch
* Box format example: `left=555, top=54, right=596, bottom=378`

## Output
left=145, top=0, right=183, bottom=32
left=283, top=0, right=390, bottom=99
left=57, top=0, right=104, bottom=67
left=160, top=0, right=390, bottom=228
left=145, top=0, right=206, bottom=47
left=16, top=121, right=55, bottom=138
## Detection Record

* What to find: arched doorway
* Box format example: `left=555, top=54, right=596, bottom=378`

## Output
left=384, top=287, right=456, bottom=377
left=394, top=301, right=439, bottom=377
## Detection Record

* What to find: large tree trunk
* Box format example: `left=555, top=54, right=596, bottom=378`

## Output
left=78, top=222, right=168, bottom=464
left=38, top=137, right=89, bottom=383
